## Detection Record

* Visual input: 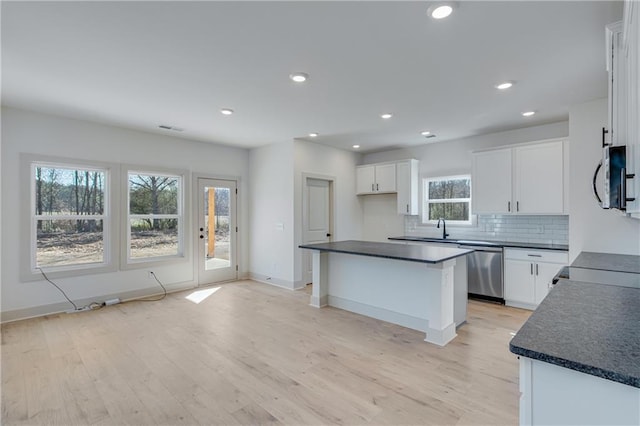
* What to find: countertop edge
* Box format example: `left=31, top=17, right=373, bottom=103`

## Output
left=298, top=244, right=472, bottom=264
left=388, top=236, right=569, bottom=252
left=509, top=342, right=639, bottom=389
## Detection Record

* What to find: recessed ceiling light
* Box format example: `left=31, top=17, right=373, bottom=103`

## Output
left=495, top=81, right=514, bottom=90
left=421, top=130, right=431, bottom=136
left=309, top=133, right=318, bottom=138
left=289, top=72, right=309, bottom=83
left=522, top=111, right=536, bottom=117
left=428, top=2, right=456, bottom=19
left=220, top=108, right=234, bottom=115
left=353, top=145, right=360, bottom=149
left=381, top=113, right=393, bottom=119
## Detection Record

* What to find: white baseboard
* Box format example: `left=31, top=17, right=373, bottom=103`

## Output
left=249, top=273, right=296, bottom=290
left=505, top=300, right=536, bottom=311
left=1, top=280, right=196, bottom=324
left=327, top=295, right=429, bottom=333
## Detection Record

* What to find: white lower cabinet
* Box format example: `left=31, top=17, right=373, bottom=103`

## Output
left=504, top=248, right=568, bottom=310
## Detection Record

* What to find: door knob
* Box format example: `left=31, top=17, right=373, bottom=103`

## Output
left=326, top=233, right=332, bottom=237
left=199, top=227, right=204, bottom=232
left=200, top=235, right=204, bottom=239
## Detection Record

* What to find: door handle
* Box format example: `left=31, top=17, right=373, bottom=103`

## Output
left=536, top=264, right=539, bottom=276
left=200, top=235, right=204, bottom=239
left=326, top=233, right=331, bottom=237
left=530, top=263, right=533, bottom=275
left=199, top=227, right=204, bottom=232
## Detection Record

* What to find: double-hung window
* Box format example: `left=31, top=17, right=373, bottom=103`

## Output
left=31, top=162, right=110, bottom=272
left=127, top=171, right=183, bottom=263
left=422, top=175, right=472, bottom=224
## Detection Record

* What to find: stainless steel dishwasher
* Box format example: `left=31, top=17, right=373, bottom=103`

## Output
left=458, top=244, right=504, bottom=302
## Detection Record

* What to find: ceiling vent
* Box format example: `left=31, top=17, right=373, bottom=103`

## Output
left=158, top=125, right=184, bottom=132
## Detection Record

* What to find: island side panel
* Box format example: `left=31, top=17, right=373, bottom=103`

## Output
left=318, top=252, right=458, bottom=345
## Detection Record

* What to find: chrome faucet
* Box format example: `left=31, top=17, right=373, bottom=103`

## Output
left=437, top=218, right=450, bottom=239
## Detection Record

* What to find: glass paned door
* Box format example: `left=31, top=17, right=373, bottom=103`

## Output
left=197, top=178, right=237, bottom=284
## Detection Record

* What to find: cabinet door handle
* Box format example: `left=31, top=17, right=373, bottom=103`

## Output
left=530, top=263, right=533, bottom=275
left=377, top=183, right=379, bottom=191
left=536, top=264, right=539, bottom=276
left=372, top=183, right=375, bottom=191
left=406, top=204, right=409, bottom=213
left=517, top=201, right=520, bottom=212
left=508, top=201, right=511, bottom=212
left=527, top=254, right=542, bottom=257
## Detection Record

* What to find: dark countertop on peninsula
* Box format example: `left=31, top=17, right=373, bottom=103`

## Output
left=299, top=240, right=473, bottom=264
left=571, top=251, right=640, bottom=274
left=388, top=236, right=569, bottom=252
left=510, top=279, right=640, bottom=388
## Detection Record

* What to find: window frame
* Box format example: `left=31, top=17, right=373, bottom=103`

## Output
left=21, top=154, right=120, bottom=281
left=421, top=174, right=473, bottom=225
left=121, top=166, right=189, bottom=269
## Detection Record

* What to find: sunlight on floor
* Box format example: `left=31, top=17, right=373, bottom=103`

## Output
left=185, top=287, right=221, bottom=304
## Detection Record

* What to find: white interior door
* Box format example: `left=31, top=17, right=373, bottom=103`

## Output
left=197, top=178, right=237, bottom=284
left=303, top=178, right=331, bottom=284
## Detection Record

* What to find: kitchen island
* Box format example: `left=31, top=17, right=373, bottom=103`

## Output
left=298, top=240, right=473, bottom=346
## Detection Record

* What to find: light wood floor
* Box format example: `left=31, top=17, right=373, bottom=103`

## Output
left=1, top=280, right=531, bottom=426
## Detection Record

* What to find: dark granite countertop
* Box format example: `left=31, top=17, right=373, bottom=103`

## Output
left=571, top=251, right=640, bottom=274
left=299, top=240, right=473, bottom=264
left=510, top=279, right=640, bottom=388
left=388, top=236, right=568, bottom=251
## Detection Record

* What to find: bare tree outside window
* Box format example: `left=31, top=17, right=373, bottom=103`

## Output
left=128, top=172, right=182, bottom=260
left=33, top=164, right=107, bottom=268
left=423, top=176, right=472, bottom=224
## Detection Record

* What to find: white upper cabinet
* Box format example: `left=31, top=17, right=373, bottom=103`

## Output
left=356, top=163, right=396, bottom=195
left=607, top=21, right=627, bottom=146
left=617, top=2, right=640, bottom=217
left=515, top=142, right=564, bottom=214
left=396, top=159, right=419, bottom=215
left=472, top=139, right=567, bottom=215
left=356, top=165, right=376, bottom=194
left=375, top=163, right=397, bottom=193
left=472, top=149, right=512, bottom=214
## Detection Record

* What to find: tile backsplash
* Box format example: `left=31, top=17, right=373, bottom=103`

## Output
left=404, top=215, right=569, bottom=245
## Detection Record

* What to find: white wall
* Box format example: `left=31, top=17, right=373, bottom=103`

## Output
left=569, top=99, right=640, bottom=259
left=360, top=122, right=570, bottom=241
left=248, top=141, right=295, bottom=287
left=293, top=140, right=363, bottom=286
left=1, top=107, right=251, bottom=320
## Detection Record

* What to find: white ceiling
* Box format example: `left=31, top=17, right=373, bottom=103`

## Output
left=1, top=1, right=623, bottom=153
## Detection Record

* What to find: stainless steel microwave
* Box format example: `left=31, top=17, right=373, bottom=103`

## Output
left=602, top=145, right=628, bottom=210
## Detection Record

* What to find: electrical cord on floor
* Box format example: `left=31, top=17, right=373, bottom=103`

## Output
left=37, top=267, right=104, bottom=312
left=38, top=267, right=167, bottom=313
left=136, top=271, right=167, bottom=302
